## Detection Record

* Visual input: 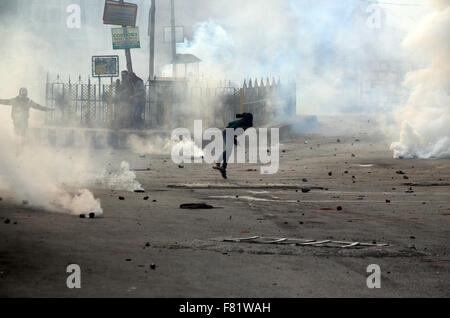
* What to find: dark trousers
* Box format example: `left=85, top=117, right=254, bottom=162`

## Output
left=218, top=130, right=233, bottom=170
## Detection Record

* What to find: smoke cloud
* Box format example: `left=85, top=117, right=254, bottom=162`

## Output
left=391, top=0, right=450, bottom=159
left=99, top=161, right=143, bottom=192
left=178, top=0, right=419, bottom=115
left=128, top=134, right=205, bottom=158
left=0, top=126, right=142, bottom=216
left=0, top=130, right=101, bottom=215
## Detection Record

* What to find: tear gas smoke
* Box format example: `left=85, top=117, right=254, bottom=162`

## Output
left=128, top=135, right=174, bottom=155
left=0, top=131, right=101, bottom=215
left=0, top=128, right=142, bottom=215
left=128, top=134, right=205, bottom=159
left=99, top=161, right=143, bottom=192
left=391, top=0, right=450, bottom=159
left=178, top=1, right=420, bottom=116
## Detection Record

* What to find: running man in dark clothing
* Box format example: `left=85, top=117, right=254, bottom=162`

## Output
left=213, top=113, right=253, bottom=179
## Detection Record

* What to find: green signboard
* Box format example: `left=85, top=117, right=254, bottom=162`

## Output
left=112, top=27, right=140, bottom=50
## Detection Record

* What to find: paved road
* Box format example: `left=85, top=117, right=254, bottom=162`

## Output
left=0, top=132, right=449, bottom=297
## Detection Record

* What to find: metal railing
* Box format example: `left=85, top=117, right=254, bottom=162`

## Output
left=45, top=76, right=297, bottom=129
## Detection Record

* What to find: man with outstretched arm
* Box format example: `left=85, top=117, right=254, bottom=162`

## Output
left=0, top=87, right=53, bottom=143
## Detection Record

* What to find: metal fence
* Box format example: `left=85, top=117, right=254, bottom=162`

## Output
left=45, top=76, right=115, bottom=128
left=45, top=76, right=296, bottom=129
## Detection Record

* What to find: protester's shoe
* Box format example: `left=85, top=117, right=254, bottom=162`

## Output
left=212, top=163, right=221, bottom=170
left=219, top=167, right=228, bottom=180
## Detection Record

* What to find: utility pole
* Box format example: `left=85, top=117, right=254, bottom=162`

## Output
left=119, top=0, right=133, bottom=73
left=170, top=0, right=177, bottom=78
left=149, top=0, right=156, bottom=80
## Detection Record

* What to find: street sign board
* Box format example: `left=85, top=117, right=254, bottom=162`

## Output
left=163, top=26, right=185, bottom=43
left=92, top=55, right=120, bottom=77
left=103, top=0, right=138, bottom=27
left=112, top=27, right=141, bottom=50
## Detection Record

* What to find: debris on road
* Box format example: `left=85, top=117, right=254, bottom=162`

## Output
left=143, top=196, right=150, bottom=201
left=119, top=196, right=125, bottom=200
left=79, top=210, right=102, bottom=219
left=403, top=182, right=450, bottom=187
left=221, top=236, right=389, bottom=249
left=180, top=203, right=214, bottom=210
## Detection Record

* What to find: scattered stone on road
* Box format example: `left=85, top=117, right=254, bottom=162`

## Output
left=180, top=203, right=214, bottom=210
